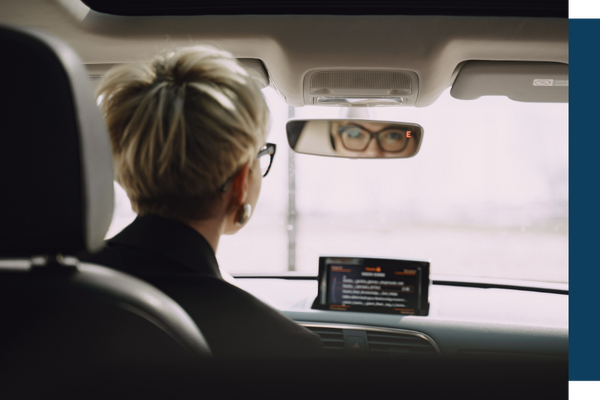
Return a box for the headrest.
[0,25,114,257]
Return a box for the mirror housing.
[286,119,424,159]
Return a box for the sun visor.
[451,61,568,103]
[237,59,269,88]
[85,58,269,89]
[85,63,119,90]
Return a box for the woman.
[85,46,323,358]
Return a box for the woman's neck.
[182,217,226,253]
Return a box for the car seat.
[0,24,211,393]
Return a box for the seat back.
[0,24,211,378]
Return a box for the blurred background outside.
[108,87,568,283]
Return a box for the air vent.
[305,327,345,353]
[366,331,438,357]
[303,324,440,357]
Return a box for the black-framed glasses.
[333,123,410,153]
[258,142,276,177]
[220,142,276,192]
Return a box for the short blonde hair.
[98,46,269,220]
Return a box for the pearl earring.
[236,203,252,226]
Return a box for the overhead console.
[303,70,420,106]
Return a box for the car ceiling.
[0,0,568,107]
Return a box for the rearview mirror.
[286,119,423,159]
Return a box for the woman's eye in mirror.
[382,130,404,141]
[377,130,408,152]
[340,126,365,139]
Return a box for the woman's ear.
[230,162,250,207]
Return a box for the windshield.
[108,87,568,283]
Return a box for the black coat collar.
[108,214,222,279]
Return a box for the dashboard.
[232,275,568,360]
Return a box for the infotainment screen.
[312,256,430,316]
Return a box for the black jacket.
[83,215,323,358]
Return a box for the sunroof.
[82,0,567,18]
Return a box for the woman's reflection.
[330,121,413,158]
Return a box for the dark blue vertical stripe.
[570,19,600,381]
